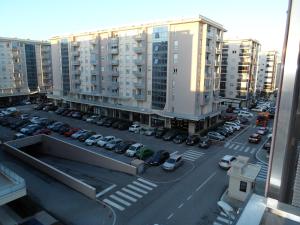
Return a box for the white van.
[238,111,253,118]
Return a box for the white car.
[219,155,237,169]
[238,111,253,118]
[128,124,141,133]
[224,122,241,131]
[30,116,40,123]
[162,154,183,171]
[85,134,103,146]
[86,115,99,123]
[125,143,143,157]
[97,136,115,147]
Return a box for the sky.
[0,0,288,52]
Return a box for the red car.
[64,127,80,137]
[33,128,52,135]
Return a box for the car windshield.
[166,158,176,163]
[221,159,229,163]
[128,146,137,151]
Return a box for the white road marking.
[238,146,245,152]
[182,155,196,161]
[184,151,204,157]
[216,216,231,223]
[167,213,174,220]
[116,191,137,202]
[137,178,158,187]
[196,172,217,191]
[110,194,131,206]
[187,195,192,200]
[96,184,116,197]
[178,203,184,209]
[234,145,240,150]
[170,151,178,156]
[132,181,153,190]
[213,222,223,225]
[244,146,250,153]
[250,148,256,154]
[224,142,230,147]
[103,199,125,211]
[127,184,148,194]
[122,188,142,198]
[228,144,235,149]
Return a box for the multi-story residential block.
[49,17,225,133]
[255,51,278,97]
[220,39,260,107]
[0,37,52,104]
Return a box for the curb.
[255,138,269,165]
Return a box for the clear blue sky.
[1,0,288,51]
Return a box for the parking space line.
[127,184,148,194]
[137,178,158,187]
[132,181,153,191]
[103,199,125,211]
[116,191,137,202]
[122,188,143,198]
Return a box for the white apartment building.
[49,17,225,133]
[255,51,278,96]
[220,39,260,107]
[0,37,52,103]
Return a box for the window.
[240,181,247,192]
[155,32,160,39]
[125,45,129,51]
[174,41,178,50]
[101,66,104,72]
[126,69,130,74]
[232,50,237,54]
[173,54,178,64]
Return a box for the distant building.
[0,37,52,104]
[255,51,278,97]
[48,17,226,133]
[220,39,260,107]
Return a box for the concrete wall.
[3,142,96,199]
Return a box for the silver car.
[162,154,183,171]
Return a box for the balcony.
[73,69,81,75]
[110,37,119,46]
[133,93,145,100]
[111,59,119,65]
[111,71,119,77]
[134,81,145,89]
[206,46,213,52]
[71,41,80,47]
[110,48,119,54]
[72,60,80,66]
[91,70,96,75]
[72,51,80,57]
[134,47,145,54]
[134,34,144,41]
[111,82,119,89]
[74,79,81,85]
[134,59,145,65]
[206,60,212,65]
[215,49,222,55]
[133,70,145,78]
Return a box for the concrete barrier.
[3,143,96,199]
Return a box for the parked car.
[62,110,71,116]
[147,150,170,166]
[72,111,82,119]
[20,114,29,120]
[207,131,225,141]
[221,126,234,135]
[71,130,87,139]
[162,154,183,171]
[33,128,52,135]
[55,107,67,114]
[14,133,27,139]
[263,136,272,153]
[136,147,154,160]
[58,125,71,135]
[125,143,144,157]
[112,120,122,129]
[224,122,241,131]
[118,121,131,130]
[52,123,69,132]
[128,124,141,133]
[103,118,116,127]
[219,155,237,170]
[78,131,96,142]
[256,127,269,135]
[64,127,80,137]
[34,104,45,110]
[186,135,200,146]
[238,111,253,118]
[215,128,230,137]
[237,116,249,124]
[163,130,180,141]
[96,117,108,126]
[198,136,212,148]
[105,138,123,150]
[114,140,135,154]
[85,134,103,146]
[20,124,42,135]
[173,133,188,144]
[86,115,99,123]
[144,127,156,136]
[97,136,116,147]
[248,133,262,143]
[155,127,168,138]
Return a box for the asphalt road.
[1,105,273,225]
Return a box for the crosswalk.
[182,150,205,161]
[224,142,257,155]
[102,178,158,211]
[213,211,236,225]
[256,161,269,180]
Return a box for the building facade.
[49,17,225,133]
[220,39,260,107]
[255,51,278,97]
[0,37,53,104]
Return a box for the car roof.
[132,143,143,147]
[169,154,182,160]
[222,155,235,160]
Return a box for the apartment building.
[220,39,260,107]
[0,37,52,104]
[255,51,278,97]
[49,17,225,133]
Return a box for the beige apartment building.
[255,51,278,97]
[49,17,225,133]
[220,39,260,107]
[0,37,52,104]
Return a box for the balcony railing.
[134,59,145,65]
[111,82,119,89]
[110,48,119,54]
[133,70,145,78]
[71,42,80,47]
[73,70,81,75]
[72,51,80,57]
[134,47,145,54]
[72,60,80,66]
[134,82,145,89]
[134,34,145,41]
[111,71,119,77]
[133,93,145,100]
[111,59,119,65]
